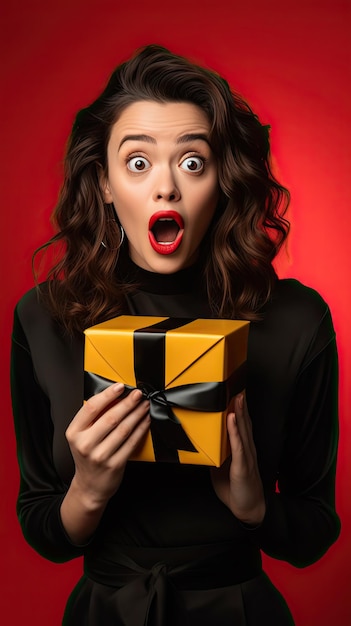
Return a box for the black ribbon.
[84,318,247,463]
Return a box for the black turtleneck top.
[11,262,340,569]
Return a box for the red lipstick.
[148,210,184,255]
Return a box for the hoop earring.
[101,220,125,250]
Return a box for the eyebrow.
[176,133,210,146]
[118,133,210,150]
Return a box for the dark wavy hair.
[34,44,289,333]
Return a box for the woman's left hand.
[211,393,266,526]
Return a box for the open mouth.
[148,210,184,255]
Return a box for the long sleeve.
[11,301,85,563]
[245,288,340,566]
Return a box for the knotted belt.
[84,541,262,626]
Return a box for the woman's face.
[102,100,219,273]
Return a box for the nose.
[152,167,181,202]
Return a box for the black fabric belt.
[84,541,262,626]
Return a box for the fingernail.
[238,394,244,409]
[112,383,124,393]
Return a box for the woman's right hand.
[61,383,150,543]
[66,383,150,505]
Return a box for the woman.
[11,45,340,625]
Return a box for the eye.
[179,156,205,172]
[127,156,151,172]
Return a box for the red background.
[1,1,350,624]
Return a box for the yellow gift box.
[84,316,249,467]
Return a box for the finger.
[233,393,256,457]
[90,402,151,465]
[110,411,151,466]
[226,411,244,458]
[88,389,147,443]
[71,383,128,430]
